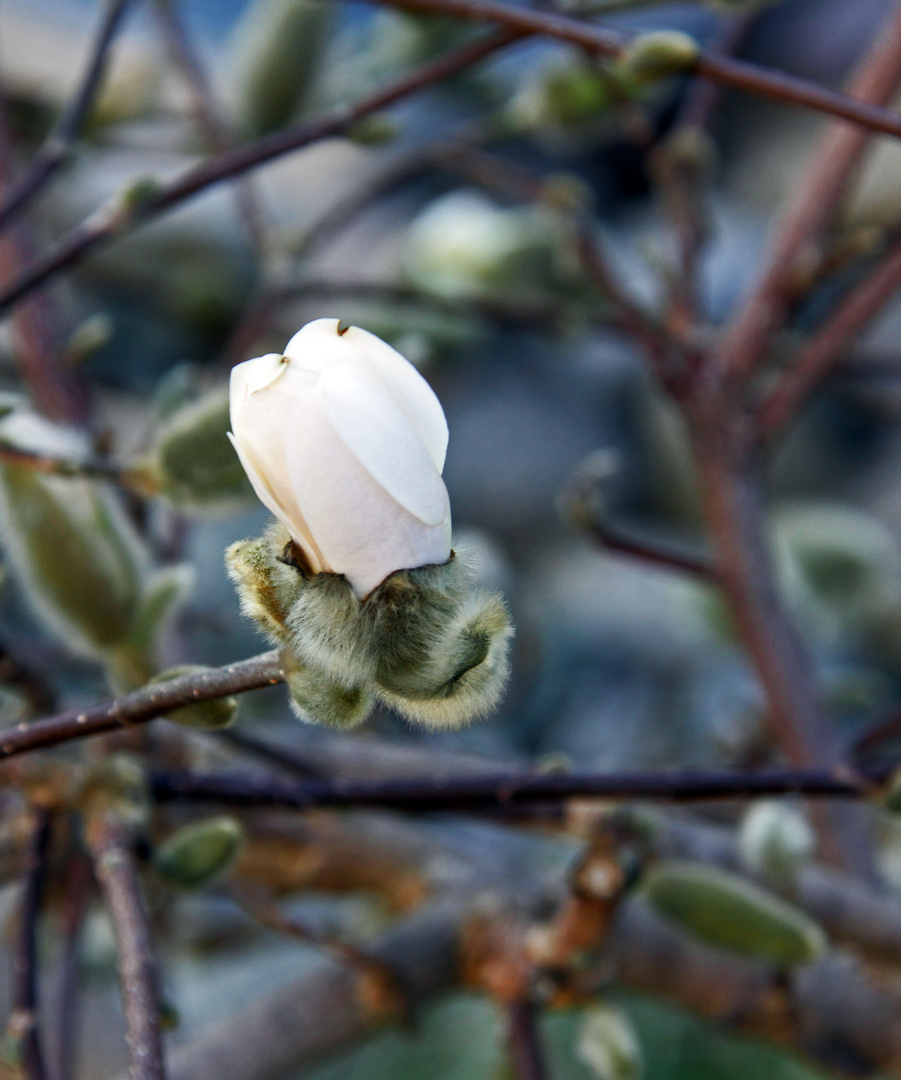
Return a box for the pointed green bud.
[149,665,238,730]
[643,862,826,966]
[577,1004,643,1080]
[134,387,253,510]
[229,0,330,138]
[114,177,162,225]
[738,801,815,884]
[153,816,245,890]
[0,417,147,661]
[344,114,400,145]
[65,313,114,367]
[620,31,699,84]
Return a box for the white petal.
[319,363,448,526]
[286,384,451,596]
[282,318,355,373]
[230,353,290,400]
[339,325,448,471]
[227,434,325,574]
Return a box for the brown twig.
[151,0,266,256]
[506,1000,549,1080]
[86,813,165,1080]
[52,850,93,1080]
[0,441,126,481]
[148,759,897,813]
[371,0,901,137]
[8,809,51,1080]
[0,651,282,760]
[716,0,901,389]
[0,29,522,317]
[758,232,901,437]
[0,0,134,233]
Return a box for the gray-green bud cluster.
[226,522,513,729]
[577,1004,643,1080]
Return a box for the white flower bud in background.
[404,190,562,302]
[229,317,451,599]
[227,320,513,729]
[738,800,815,885]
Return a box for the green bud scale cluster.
[226,522,513,729]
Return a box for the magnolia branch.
[716,0,901,389]
[9,809,51,1080]
[149,760,896,812]
[0,0,134,233]
[0,29,521,316]
[86,814,165,1080]
[0,651,282,759]
[374,0,901,137]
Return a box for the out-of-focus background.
[4,0,901,1077]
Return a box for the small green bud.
[115,177,162,222]
[656,126,719,178]
[153,816,245,890]
[577,1004,643,1080]
[229,0,331,137]
[643,861,826,966]
[738,801,815,884]
[65,313,114,367]
[150,665,238,730]
[136,387,252,510]
[620,31,699,84]
[344,113,400,145]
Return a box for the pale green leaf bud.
[577,1004,643,1080]
[153,816,245,891]
[620,31,699,84]
[135,387,253,510]
[228,0,330,138]
[0,416,146,661]
[65,313,114,367]
[149,665,239,730]
[643,861,826,966]
[738,801,815,885]
[344,113,400,146]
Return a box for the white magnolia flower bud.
[228,318,452,598]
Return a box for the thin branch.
[573,515,713,580]
[373,0,901,137]
[52,850,92,1080]
[850,701,901,759]
[86,813,165,1080]
[0,0,133,233]
[506,1000,549,1080]
[0,441,127,481]
[0,29,522,316]
[148,759,897,813]
[716,0,901,389]
[212,728,329,780]
[8,809,51,1080]
[151,0,266,255]
[0,651,282,760]
[758,232,901,437]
